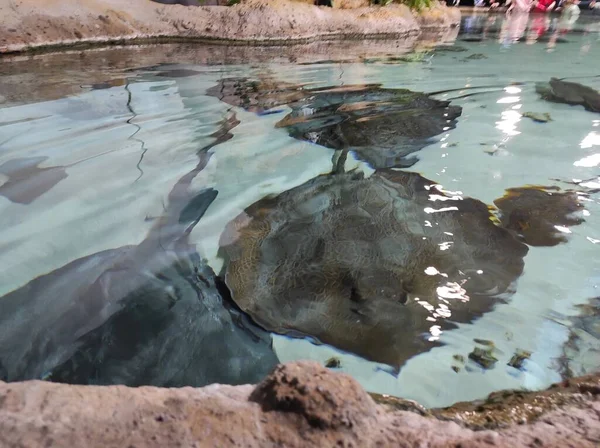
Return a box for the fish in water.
[536,77,600,113]
[493,185,585,247]
[275,85,462,169]
[0,157,67,205]
[0,112,278,387]
[219,170,528,369]
[0,187,277,387]
[207,79,462,170]
[46,247,278,387]
[555,296,600,379]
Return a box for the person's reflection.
[547,0,581,50]
[482,15,498,40]
[528,15,551,42]
[499,11,530,46]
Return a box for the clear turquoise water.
[1,12,599,406]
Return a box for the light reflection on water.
[0,12,599,407]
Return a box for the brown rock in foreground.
[1,361,599,447]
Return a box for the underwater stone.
[220,170,528,369]
[522,111,552,123]
[468,347,498,370]
[508,349,531,370]
[325,357,342,369]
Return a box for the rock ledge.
[1,361,599,447]
[0,0,460,54]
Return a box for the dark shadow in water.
[536,78,600,113]
[556,296,600,379]
[494,186,586,247]
[0,112,278,387]
[150,0,200,5]
[0,157,68,205]
[219,170,528,370]
[154,69,204,78]
[207,79,462,169]
[87,79,127,90]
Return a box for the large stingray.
[0,113,279,386]
[493,185,586,247]
[536,78,600,113]
[206,78,462,169]
[219,170,529,369]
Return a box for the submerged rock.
[468,346,498,370]
[507,349,531,371]
[535,78,600,113]
[207,79,462,169]
[493,185,585,247]
[463,53,488,60]
[220,170,528,368]
[522,111,552,123]
[325,357,342,369]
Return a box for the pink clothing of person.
[510,0,534,12]
[533,0,556,11]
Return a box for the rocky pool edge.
[0,0,460,55]
[1,361,598,447]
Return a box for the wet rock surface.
[220,170,528,368]
[1,361,599,448]
[432,372,600,431]
[249,362,376,429]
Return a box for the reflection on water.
[0,12,599,406]
[0,157,67,204]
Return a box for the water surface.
[1,12,600,407]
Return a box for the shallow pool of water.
[1,12,599,407]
